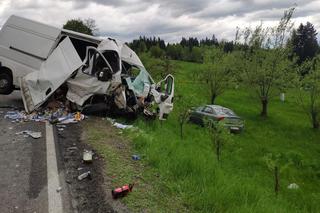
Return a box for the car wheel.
[0,72,13,94]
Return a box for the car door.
[157,74,174,120]
[20,37,83,113]
[199,106,216,124]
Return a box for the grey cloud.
[196,0,316,19]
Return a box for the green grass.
[87,60,320,212]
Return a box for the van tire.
[0,72,13,94]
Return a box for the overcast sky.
[0,0,319,43]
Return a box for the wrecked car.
[0,15,174,119]
[189,105,244,132]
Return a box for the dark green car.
[189,105,244,132]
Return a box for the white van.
[0,15,174,119]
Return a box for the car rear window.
[213,107,235,116]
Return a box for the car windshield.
[213,106,235,116]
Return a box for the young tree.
[202,48,235,104]
[264,152,302,196]
[63,18,98,36]
[207,121,230,162]
[236,8,296,117]
[299,57,320,129]
[175,95,191,140]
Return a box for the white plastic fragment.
[83,150,93,163]
[16,130,42,139]
[287,183,299,189]
[113,122,133,129]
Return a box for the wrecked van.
[0,15,174,119]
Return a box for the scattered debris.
[83,150,93,163]
[132,155,141,161]
[287,183,299,189]
[113,122,133,129]
[4,109,85,124]
[56,187,62,193]
[56,124,67,128]
[16,130,42,139]
[78,171,91,181]
[112,184,134,199]
[67,146,78,151]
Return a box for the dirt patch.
[56,122,122,213]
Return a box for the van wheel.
[0,72,13,94]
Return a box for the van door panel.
[21,37,82,113]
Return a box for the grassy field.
[88,60,320,212]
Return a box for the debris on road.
[4,108,85,124]
[16,130,42,139]
[56,187,62,193]
[132,155,141,161]
[78,171,92,181]
[83,150,93,163]
[67,146,78,151]
[112,184,134,199]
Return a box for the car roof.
[205,105,236,116]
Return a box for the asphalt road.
[0,91,67,213]
[0,91,116,213]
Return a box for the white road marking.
[46,122,63,213]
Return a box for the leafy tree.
[289,22,319,71]
[166,44,183,60]
[299,57,320,129]
[150,45,165,58]
[190,47,203,63]
[202,48,235,104]
[236,8,296,117]
[63,18,98,36]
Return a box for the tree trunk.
[261,99,268,117]
[274,166,279,196]
[211,94,216,104]
[216,140,221,161]
[311,112,319,129]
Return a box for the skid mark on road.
[46,122,63,213]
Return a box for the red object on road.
[112,184,134,199]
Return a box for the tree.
[290,22,319,70]
[207,121,230,162]
[299,57,320,129]
[63,18,98,36]
[150,45,165,58]
[236,8,296,117]
[264,152,302,196]
[202,48,235,104]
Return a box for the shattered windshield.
[126,69,153,97]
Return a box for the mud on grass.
[83,118,186,213]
